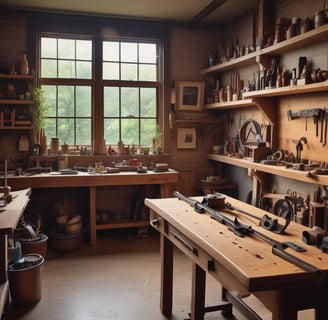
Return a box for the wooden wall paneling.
[277,93,328,162]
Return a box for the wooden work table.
[0,188,31,316]
[145,195,328,320]
[6,170,178,246]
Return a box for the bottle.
[20,54,29,75]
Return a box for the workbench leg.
[160,234,173,317]
[160,183,171,198]
[191,263,205,320]
[89,186,97,246]
[0,234,8,283]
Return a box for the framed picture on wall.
[177,127,197,149]
[176,81,204,112]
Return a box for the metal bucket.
[8,254,44,305]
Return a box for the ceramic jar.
[20,54,29,75]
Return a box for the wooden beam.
[190,0,228,24]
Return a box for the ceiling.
[1,0,258,25]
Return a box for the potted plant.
[31,87,49,145]
[17,216,48,258]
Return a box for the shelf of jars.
[208,153,328,186]
[201,24,328,75]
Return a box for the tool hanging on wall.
[287,108,328,146]
[292,136,307,163]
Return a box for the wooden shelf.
[204,98,275,126]
[0,74,34,80]
[243,80,328,99]
[96,219,148,230]
[174,119,221,124]
[0,126,32,130]
[201,25,328,75]
[208,154,328,185]
[204,99,255,110]
[0,99,34,105]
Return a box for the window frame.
[36,31,164,154]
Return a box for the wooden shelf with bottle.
[208,153,328,186]
[201,24,328,75]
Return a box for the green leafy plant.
[31,87,49,141]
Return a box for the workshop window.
[38,35,160,150]
[39,36,93,146]
[102,40,159,147]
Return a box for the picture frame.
[177,127,197,149]
[176,81,204,112]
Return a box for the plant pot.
[20,233,48,257]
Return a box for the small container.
[315,11,325,28]
[50,137,59,154]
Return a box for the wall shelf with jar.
[201,24,328,126]
[0,74,34,130]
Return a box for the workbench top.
[5,169,178,190]
[145,195,328,293]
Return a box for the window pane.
[76,40,92,60]
[103,62,119,80]
[141,118,156,146]
[104,118,119,145]
[41,59,57,78]
[140,88,156,117]
[121,42,137,62]
[121,118,138,145]
[121,63,137,81]
[41,38,57,59]
[139,64,156,81]
[121,87,138,117]
[42,85,57,117]
[103,41,119,61]
[58,60,75,78]
[44,118,56,141]
[104,87,119,117]
[76,61,92,79]
[58,39,75,59]
[58,118,74,144]
[139,43,156,63]
[76,118,91,145]
[58,86,74,117]
[76,86,91,117]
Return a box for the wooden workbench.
[0,188,31,316]
[7,170,178,245]
[145,195,328,320]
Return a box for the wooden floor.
[6,229,314,320]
